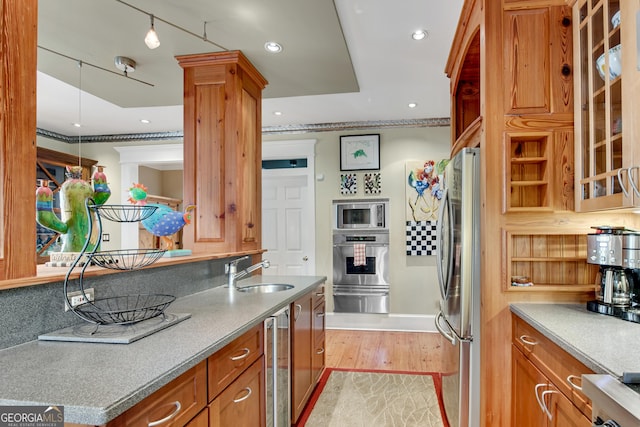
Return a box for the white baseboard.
[325,312,437,333]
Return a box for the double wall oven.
[332,199,390,314]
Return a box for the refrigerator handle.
[435,188,450,299]
[435,310,473,344]
[435,311,457,345]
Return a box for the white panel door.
[262,173,312,275]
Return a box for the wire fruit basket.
[63,199,174,326]
[73,294,176,325]
[88,204,158,222]
[89,249,166,270]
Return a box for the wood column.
[176,51,267,254]
[0,0,38,279]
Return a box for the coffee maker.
[587,226,640,323]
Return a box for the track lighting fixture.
[144,14,160,49]
[115,0,228,51]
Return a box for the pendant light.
[144,14,160,49]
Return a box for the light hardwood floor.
[324,329,446,373]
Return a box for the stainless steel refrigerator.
[434,147,480,427]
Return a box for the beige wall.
[264,126,451,315]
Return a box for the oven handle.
[332,243,389,248]
[333,291,389,297]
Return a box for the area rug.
[297,368,448,427]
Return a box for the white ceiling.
[36,0,463,137]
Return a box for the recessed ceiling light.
[408,102,418,108]
[72,123,81,128]
[411,30,428,41]
[140,119,151,124]
[273,111,282,116]
[264,41,283,53]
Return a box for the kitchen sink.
[237,283,294,293]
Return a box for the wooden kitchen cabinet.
[446,1,481,155]
[512,347,591,427]
[106,324,265,427]
[208,356,265,427]
[291,283,326,423]
[106,363,207,427]
[208,324,265,427]
[207,324,263,401]
[448,1,574,212]
[574,0,640,211]
[176,51,267,254]
[511,314,593,425]
[184,408,208,427]
[512,346,551,427]
[502,5,575,212]
[311,284,326,384]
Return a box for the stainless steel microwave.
[333,198,389,229]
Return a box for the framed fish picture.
[340,134,380,171]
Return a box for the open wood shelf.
[504,232,598,292]
[505,133,552,211]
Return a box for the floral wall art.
[405,159,449,256]
[340,173,358,195]
[363,172,382,194]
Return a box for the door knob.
[303,256,308,261]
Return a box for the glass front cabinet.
[574,0,640,211]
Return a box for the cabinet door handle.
[230,348,250,361]
[519,335,538,346]
[629,166,640,198]
[316,348,325,355]
[566,374,583,391]
[540,389,559,420]
[618,168,631,198]
[148,401,182,427]
[233,387,252,403]
[316,312,325,318]
[294,304,302,321]
[534,383,546,414]
[315,292,324,297]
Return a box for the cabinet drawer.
[208,324,264,401]
[512,315,593,419]
[108,363,207,427]
[208,356,265,427]
[312,283,325,307]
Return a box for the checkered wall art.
[405,159,448,256]
[406,220,438,256]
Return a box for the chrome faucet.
[225,256,270,289]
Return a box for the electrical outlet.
[65,288,95,311]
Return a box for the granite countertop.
[0,275,325,425]
[510,303,640,380]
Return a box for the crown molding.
[36,117,450,143]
